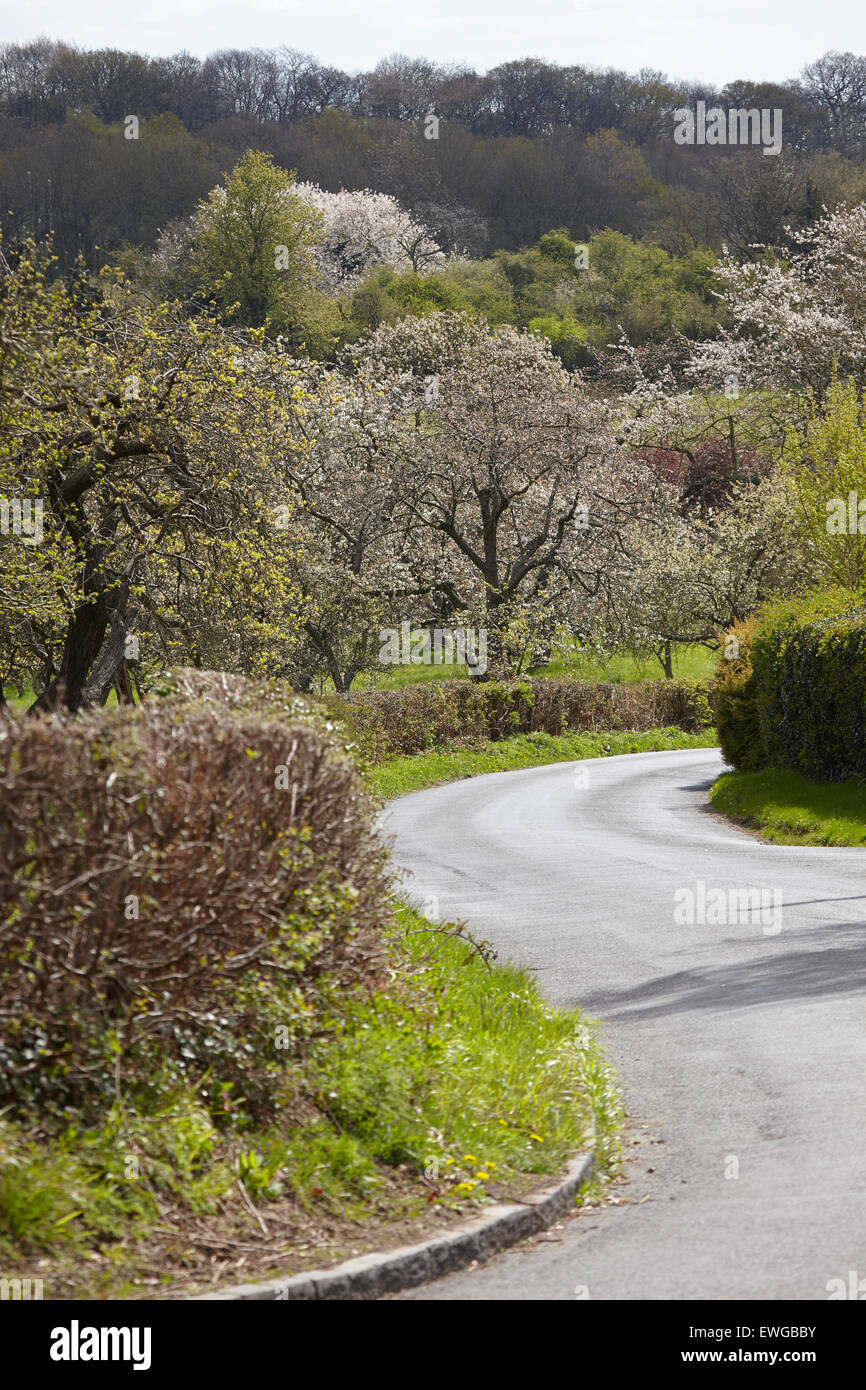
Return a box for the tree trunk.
[28,595,112,713]
[28,577,132,714]
[113,660,136,704]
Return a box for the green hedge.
[713,616,764,771]
[717,589,866,781]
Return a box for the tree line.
[3,41,866,271]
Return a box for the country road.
[381,748,866,1301]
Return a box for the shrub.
[528,677,712,737]
[713,616,763,771]
[329,679,535,759]
[331,676,713,760]
[0,670,388,1119]
[750,589,866,781]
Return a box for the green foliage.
[527,313,590,370]
[304,903,622,1189]
[188,150,331,349]
[537,228,580,268]
[0,238,309,708]
[0,902,622,1290]
[718,588,866,779]
[0,1089,223,1257]
[338,228,724,363]
[713,616,763,771]
[784,377,866,590]
[569,229,722,347]
[750,587,866,781]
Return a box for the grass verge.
[368,726,719,800]
[0,905,620,1300]
[709,768,866,846]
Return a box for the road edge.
[193,1149,595,1301]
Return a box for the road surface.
[381,748,866,1300]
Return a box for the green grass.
[368,726,719,800]
[351,640,715,691]
[5,642,715,706]
[0,904,621,1297]
[308,904,621,1191]
[2,684,124,714]
[1,682,718,1295]
[709,768,866,846]
[530,643,714,684]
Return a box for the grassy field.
[0,904,620,1299]
[2,685,123,714]
[710,768,866,846]
[354,640,716,691]
[4,642,715,708]
[368,726,719,800]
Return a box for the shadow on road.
[577,920,866,1021]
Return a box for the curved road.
[381,748,866,1300]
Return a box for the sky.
[3,0,866,85]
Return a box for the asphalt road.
[381,748,866,1300]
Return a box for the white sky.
[3,0,866,86]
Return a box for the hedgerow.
[713,616,763,771]
[750,589,866,781]
[716,589,866,779]
[0,670,388,1120]
[329,675,713,760]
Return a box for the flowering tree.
[281,366,426,690]
[692,203,866,401]
[293,183,446,293]
[355,312,642,674]
[154,158,446,340]
[606,204,866,659]
[600,473,805,673]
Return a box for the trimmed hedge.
[713,616,763,772]
[328,676,713,760]
[717,589,866,781]
[752,590,866,781]
[0,670,388,1118]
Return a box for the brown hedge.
[0,671,387,1115]
[330,676,713,760]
